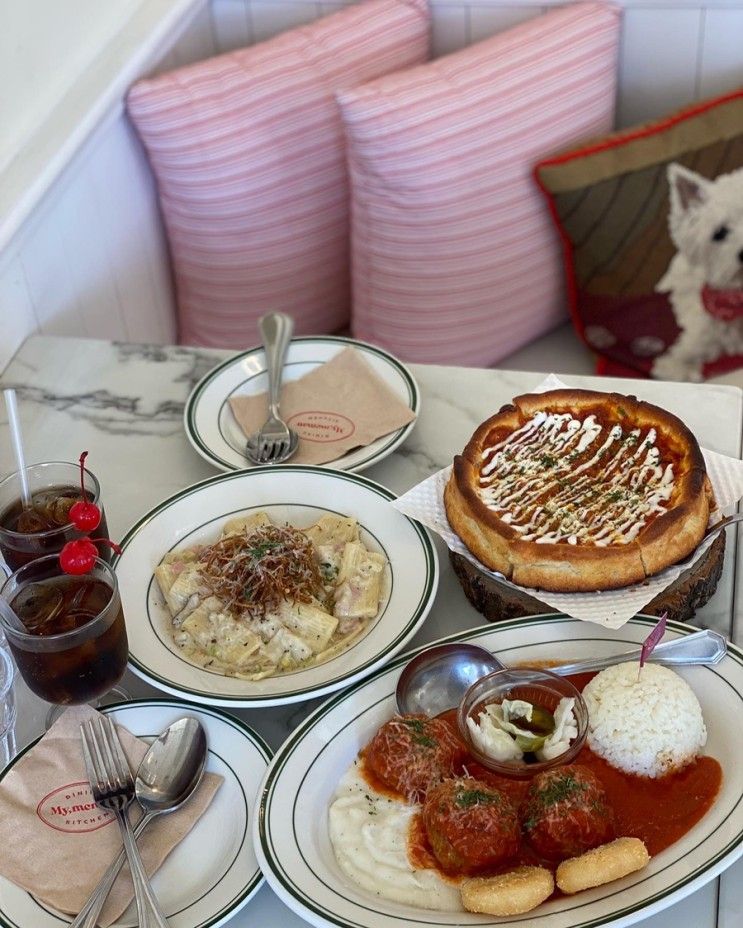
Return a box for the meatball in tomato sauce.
[364,714,465,801]
[521,765,614,861]
[423,777,520,874]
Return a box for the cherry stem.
[78,451,89,500]
[90,537,123,556]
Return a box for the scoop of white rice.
[583,662,707,778]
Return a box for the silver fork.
[81,717,171,928]
[705,511,743,540]
[245,312,299,465]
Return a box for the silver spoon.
[396,628,727,717]
[71,716,207,928]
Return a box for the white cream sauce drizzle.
[478,412,675,545]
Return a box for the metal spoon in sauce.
[71,716,208,928]
[395,628,727,717]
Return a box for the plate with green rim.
[113,466,438,707]
[254,613,743,928]
[183,336,420,473]
[0,699,271,928]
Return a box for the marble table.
[1,334,742,928]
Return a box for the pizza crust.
[444,390,713,593]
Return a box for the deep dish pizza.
[444,390,714,592]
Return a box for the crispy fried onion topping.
[198,525,323,617]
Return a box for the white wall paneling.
[84,118,177,346]
[3,0,743,373]
[468,4,545,43]
[210,0,254,50]
[698,8,743,99]
[617,8,702,127]
[431,5,469,57]
[0,119,175,369]
[0,1,210,372]
[170,3,219,63]
[1,109,179,367]
[249,1,322,42]
[0,252,39,368]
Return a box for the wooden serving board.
[450,533,726,625]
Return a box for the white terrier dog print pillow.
[653,164,743,381]
[535,91,743,382]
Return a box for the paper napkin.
[229,347,416,465]
[0,705,222,926]
[392,375,743,629]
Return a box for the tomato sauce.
[408,811,441,873]
[563,670,722,856]
[358,753,405,802]
[576,746,722,855]
[360,671,722,880]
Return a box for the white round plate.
[255,614,743,928]
[184,336,420,473]
[0,699,270,928]
[113,467,438,707]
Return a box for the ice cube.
[15,508,54,533]
[49,496,75,526]
[13,583,64,633]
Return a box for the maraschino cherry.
[59,537,122,575]
[68,451,101,532]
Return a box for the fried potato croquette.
[461,866,554,916]
[556,837,650,894]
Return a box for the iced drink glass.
[0,555,127,707]
[0,462,109,572]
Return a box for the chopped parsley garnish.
[523,773,587,830]
[413,735,437,748]
[539,454,557,468]
[400,718,437,749]
[401,718,426,734]
[247,540,282,560]
[319,560,339,581]
[455,788,499,808]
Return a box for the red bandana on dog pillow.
[535,89,743,382]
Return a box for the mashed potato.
[328,763,461,911]
[583,662,706,778]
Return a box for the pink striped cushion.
[126,0,430,348]
[337,2,620,366]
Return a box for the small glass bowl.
[457,668,588,779]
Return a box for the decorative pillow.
[127,0,430,348]
[536,88,743,382]
[336,2,620,367]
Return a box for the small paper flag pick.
[639,612,669,671]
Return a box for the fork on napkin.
[0,705,221,927]
[229,347,416,465]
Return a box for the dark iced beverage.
[0,556,127,706]
[0,463,108,571]
[1,486,81,533]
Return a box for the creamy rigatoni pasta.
[153,512,385,679]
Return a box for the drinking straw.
[3,390,30,508]
[0,596,22,635]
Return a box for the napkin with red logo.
[0,705,222,926]
[229,346,416,465]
